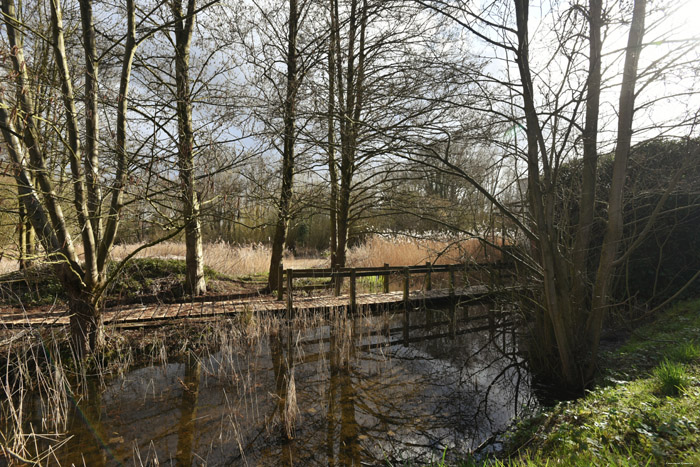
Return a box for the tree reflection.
[269,322,297,464]
[175,353,201,466]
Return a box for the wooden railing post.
[403,267,410,307]
[334,267,341,296]
[403,267,410,346]
[277,263,284,301]
[425,262,432,291]
[286,269,293,319]
[349,269,357,314]
[383,263,390,293]
[449,265,456,338]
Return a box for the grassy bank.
[494,298,700,466]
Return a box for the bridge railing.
[276,260,513,315]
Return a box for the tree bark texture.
[328,10,339,269]
[587,0,646,373]
[571,0,602,317]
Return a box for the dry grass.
[1,234,502,279]
[110,241,327,277]
[0,258,17,275]
[347,234,501,268]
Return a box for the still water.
[38,304,535,466]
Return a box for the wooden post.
[286,269,293,319]
[334,267,341,296]
[277,263,284,301]
[425,262,432,291]
[403,267,410,346]
[349,269,356,314]
[383,263,390,293]
[449,265,456,338]
[403,267,410,308]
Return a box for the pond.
[15,303,535,466]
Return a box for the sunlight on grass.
[497,299,700,466]
[653,360,690,396]
[667,342,700,364]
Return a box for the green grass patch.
[0,263,64,305]
[653,360,690,396]
[105,257,223,299]
[496,298,700,466]
[667,342,700,364]
[358,275,385,293]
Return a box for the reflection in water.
[175,354,201,466]
[23,304,535,465]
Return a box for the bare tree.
[0,0,185,355]
[267,0,303,291]
[171,0,207,295]
[411,0,699,389]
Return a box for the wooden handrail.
[276,260,513,312]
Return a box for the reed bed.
[110,241,326,277]
[346,234,501,268]
[0,234,501,280]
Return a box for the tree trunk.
[79,0,103,255]
[18,181,35,270]
[68,290,104,359]
[268,0,300,291]
[571,0,602,319]
[99,0,136,272]
[512,0,647,389]
[514,0,578,386]
[328,15,339,269]
[1,0,140,356]
[331,0,366,268]
[587,0,646,374]
[173,0,206,295]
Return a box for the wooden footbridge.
[0,262,520,330]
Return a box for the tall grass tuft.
[653,359,689,396]
[2,233,502,283]
[667,341,700,364]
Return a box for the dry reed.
[346,234,498,267]
[110,241,326,277]
[0,234,501,281]
[0,258,16,275]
